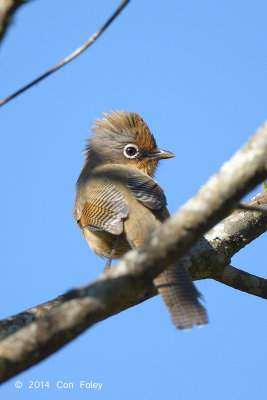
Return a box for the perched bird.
[74,111,208,329]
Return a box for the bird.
[74,110,208,329]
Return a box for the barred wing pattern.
[79,181,129,235]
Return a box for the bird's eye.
[124,144,139,159]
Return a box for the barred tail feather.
[153,263,208,329]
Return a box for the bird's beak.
[149,149,175,160]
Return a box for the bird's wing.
[127,172,167,210]
[77,181,129,235]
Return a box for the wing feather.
[127,172,166,210]
[79,182,129,235]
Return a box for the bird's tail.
[153,262,208,329]
[124,206,208,329]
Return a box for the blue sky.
[0,0,266,399]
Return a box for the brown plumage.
[74,110,208,329]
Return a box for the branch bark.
[0,0,31,43]
[0,121,266,383]
[214,265,267,298]
[1,188,266,342]
[185,188,267,282]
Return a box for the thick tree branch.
[0,0,130,106]
[1,189,266,343]
[0,0,31,43]
[0,121,266,383]
[0,296,66,341]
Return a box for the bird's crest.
[88,110,157,153]
[77,111,160,186]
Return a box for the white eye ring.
[123,144,139,159]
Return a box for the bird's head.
[81,110,174,178]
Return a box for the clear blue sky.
[1,0,266,399]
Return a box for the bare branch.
[0,0,130,107]
[0,190,267,340]
[213,265,267,298]
[1,185,266,342]
[0,121,266,383]
[186,188,267,282]
[1,190,266,343]
[238,201,267,213]
[0,0,31,43]
[0,296,66,341]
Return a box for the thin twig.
[0,0,130,107]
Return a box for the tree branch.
[1,189,266,342]
[214,265,267,298]
[0,0,31,43]
[185,188,267,282]
[0,0,130,106]
[238,201,267,213]
[0,121,266,383]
